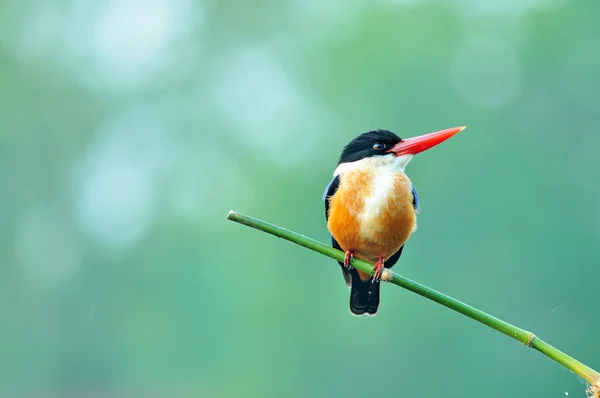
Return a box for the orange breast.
[327,169,416,265]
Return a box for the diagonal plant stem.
[226,210,600,392]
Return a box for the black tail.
[349,270,380,316]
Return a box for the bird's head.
[335,126,466,175]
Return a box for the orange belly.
[327,169,416,264]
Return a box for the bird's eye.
[373,143,386,151]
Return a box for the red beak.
[387,126,466,157]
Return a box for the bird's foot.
[371,257,385,283]
[343,251,354,270]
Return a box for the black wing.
[323,175,352,286]
[412,184,420,214]
[323,175,340,219]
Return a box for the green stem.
[226,210,600,386]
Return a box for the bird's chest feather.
[327,168,417,261]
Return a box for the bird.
[323,126,466,316]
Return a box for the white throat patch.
[333,154,413,176]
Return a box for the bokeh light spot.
[209,46,321,165]
[73,108,169,249]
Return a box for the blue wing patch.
[322,178,335,202]
[323,175,340,203]
[323,175,340,220]
[412,185,420,214]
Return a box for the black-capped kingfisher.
[323,126,466,316]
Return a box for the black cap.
[338,130,402,165]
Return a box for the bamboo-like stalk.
[226,210,600,393]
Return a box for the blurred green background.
[1,0,599,397]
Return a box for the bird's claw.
[371,258,385,284]
[343,251,354,270]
